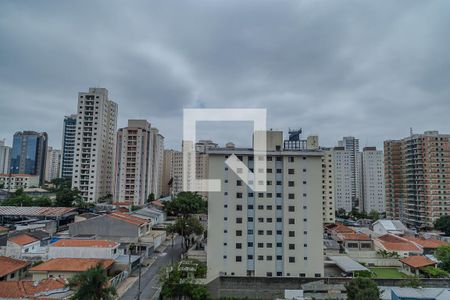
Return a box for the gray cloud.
[1,0,449,150]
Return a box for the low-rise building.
[0,174,40,189]
[48,239,120,260]
[0,256,28,281]
[130,207,166,225]
[29,258,115,281]
[374,234,422,257]
[6,234,41,258]
[0,278,70,299]
[399,255,437,276]
[402,236,449,255]
[372,219,408,236]
[339,232,374,252]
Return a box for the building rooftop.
[8,233,39,246]
[373,219,407,233]
[0,225,8,232]
[377,234,421,252]
[29,258,114,272]
[0,206,77,217]
[0,278,68,299]
[341,232,371,241]
[403,236,448,249]
[400,255,436,268]
[109,212,148,226]
[328,255,369,273]
[0,256,28,278]
[51,239,119,248]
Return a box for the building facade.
[114,120,153,205]
[151,128,164,198]
[0,174,40,189]
[0,140,11,174]
[332,147,353,212]
[321,148,335,223]
[45,147,61,182]
[207,131,324,279]
[162,149,174,197]
[384,131,450,229]
[61,114,77,179]
[72,88,118,202]
[337,137,362,210]
[9,131,48,186]
[361,147,385,213]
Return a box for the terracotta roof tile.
[341,232,371,241]
[403,236,449,249]
[0,278,67,298]
[0,226,8,232]
[400,256,436,268]
[51,239,118,248]
[109,212,148,225]
[29,258,114,272]
[8,233,39,246]
[377,234,421,252]
[0,256,28,278]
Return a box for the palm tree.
[68,263,116,300]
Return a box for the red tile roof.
[0,256,28,278]
[0,226,8,232]
[109,212,147,225]
[403,236,448,249]
[151,200,164,208]
[9,233,39,246]
[30,258,114,272]
[0,206,77,217]
[341,232,371,241]
[328,223,354,234]
[377,234,421,252]
[51,239,118,248]
[400,256,436,268]
[0,278,67,298]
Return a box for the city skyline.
[1,1,450,149]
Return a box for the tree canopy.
[434,215,450,236]
[164,192,207,217]
[0,189,52,207]
[436,245,450,272]
[68,263,116,300]
[167,216,204,250]
[345,277,380,300]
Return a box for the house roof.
[0,206,77,217]
[341,232,371,241]
[403,236,448,249]
[0,225,8,232]
[327,223,355,234]
[328,255,369,273]
[373,219,407,232]
[27,230,51,241]
[0,278,67,298]
[29,258,114,272]
[0,256,28,278]
[8,233,39,246]
[377,234,421,252]
[51,239,119,248]
[400,256,436,268]
[109,212,148,225]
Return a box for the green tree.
[1,188,34,206]
[400,276,422,288]
[68,263,116,300]
[345,277,380,300]
[55,186,84,207]
[434,215,450,236]
[436,245,450,272]
[167,216,204,250]
[368,210,380,221]
[33,196,53,207]
[421,266,450,278]
[164,192,207,217]
[336,208,347,218]
[147,193,155,203]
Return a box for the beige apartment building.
[385,131,450,229]
[72,88,118,202]
[207,131,324,279]
[321,148,335,223]
[45,147,61,182]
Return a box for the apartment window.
[288,206,295,212]
[236,217,242,223]
[237,180,242,186]
[276,169,282,173]
[276,205,282,210]
[236,256,242,262]
[236,243,242,249]
[248,192,254,197]
[266,230,273,235]
[266,256,273,261]
[288,218,295,224]
[276,181,282,185]
[266,218,273,223]
[288,181,295,187]
[276,156,282,161]
[248,255,253,260]
[299,273,306,277]
[304,244,308,248]
[289,244,295,250]
[266,272,273,277]
[258,192,264,198]
[288,156,295,162]
[248,217,254,222]
[248,230,254,235]
[248,242,253,247]
[277,230,282,235]
[303,218,307,222]
[258,230,264,235]
[258,217,264,222]
[236,205,242,211]
[288,194,295,199]
[223,255,227,259]
[224,217,228,221]
[248,204,253,209]
[289,257,295,263]
[277,272,282,277]
[276,242,282,247]
[303,181,307,184]
[315,274,321,278]
[236,230,242,236]
[267,168,272,173]
[258,255,264,260]
[289,231,295,237]
[267,156,273,161]
[277,255,282,261]
[258,205,264,209]
[276,193,282,197]
[236,193,242,199]
[304,257,308,261]
[288,169,295,174]
[276,217,282,222]
[266,205,273,210]
[266,243,273,248]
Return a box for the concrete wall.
[69,216,139,242]
[48,246,119,259]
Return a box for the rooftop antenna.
[410,127,414,137]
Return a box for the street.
[120,236,183,300]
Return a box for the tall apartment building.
[10,131,48,186]
[114,120,154,205]
[61,114,77,179]
[321,148,335,223]
[385,131,450,229]
[45,147,62,182]
[150,128,164,198]
[332,146,353,212]
[72,88,118,202]
[172,150,183,195]
[0,139,11,174]
[162,149,175,197]
[207,131,324,279]
[337,137,362,210]
[361,147,385,213]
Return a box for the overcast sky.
[1,0,449,150]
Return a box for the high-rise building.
[361,147,385,213]
[45,147,62,182]
[172,150,183,195]
[10,131,48,185]
[61,114,77,179]
[321,148,335,223]
[385,131,450,229]
[207,131,324,279]
[0,139,11,174]
[162,149,174,196]
[72,88,118,202]
[332,146,353,212]
[114,120,153,205]
[150,128,164,198]
[337,137,362,210]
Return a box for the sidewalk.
[115,256,158,298]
